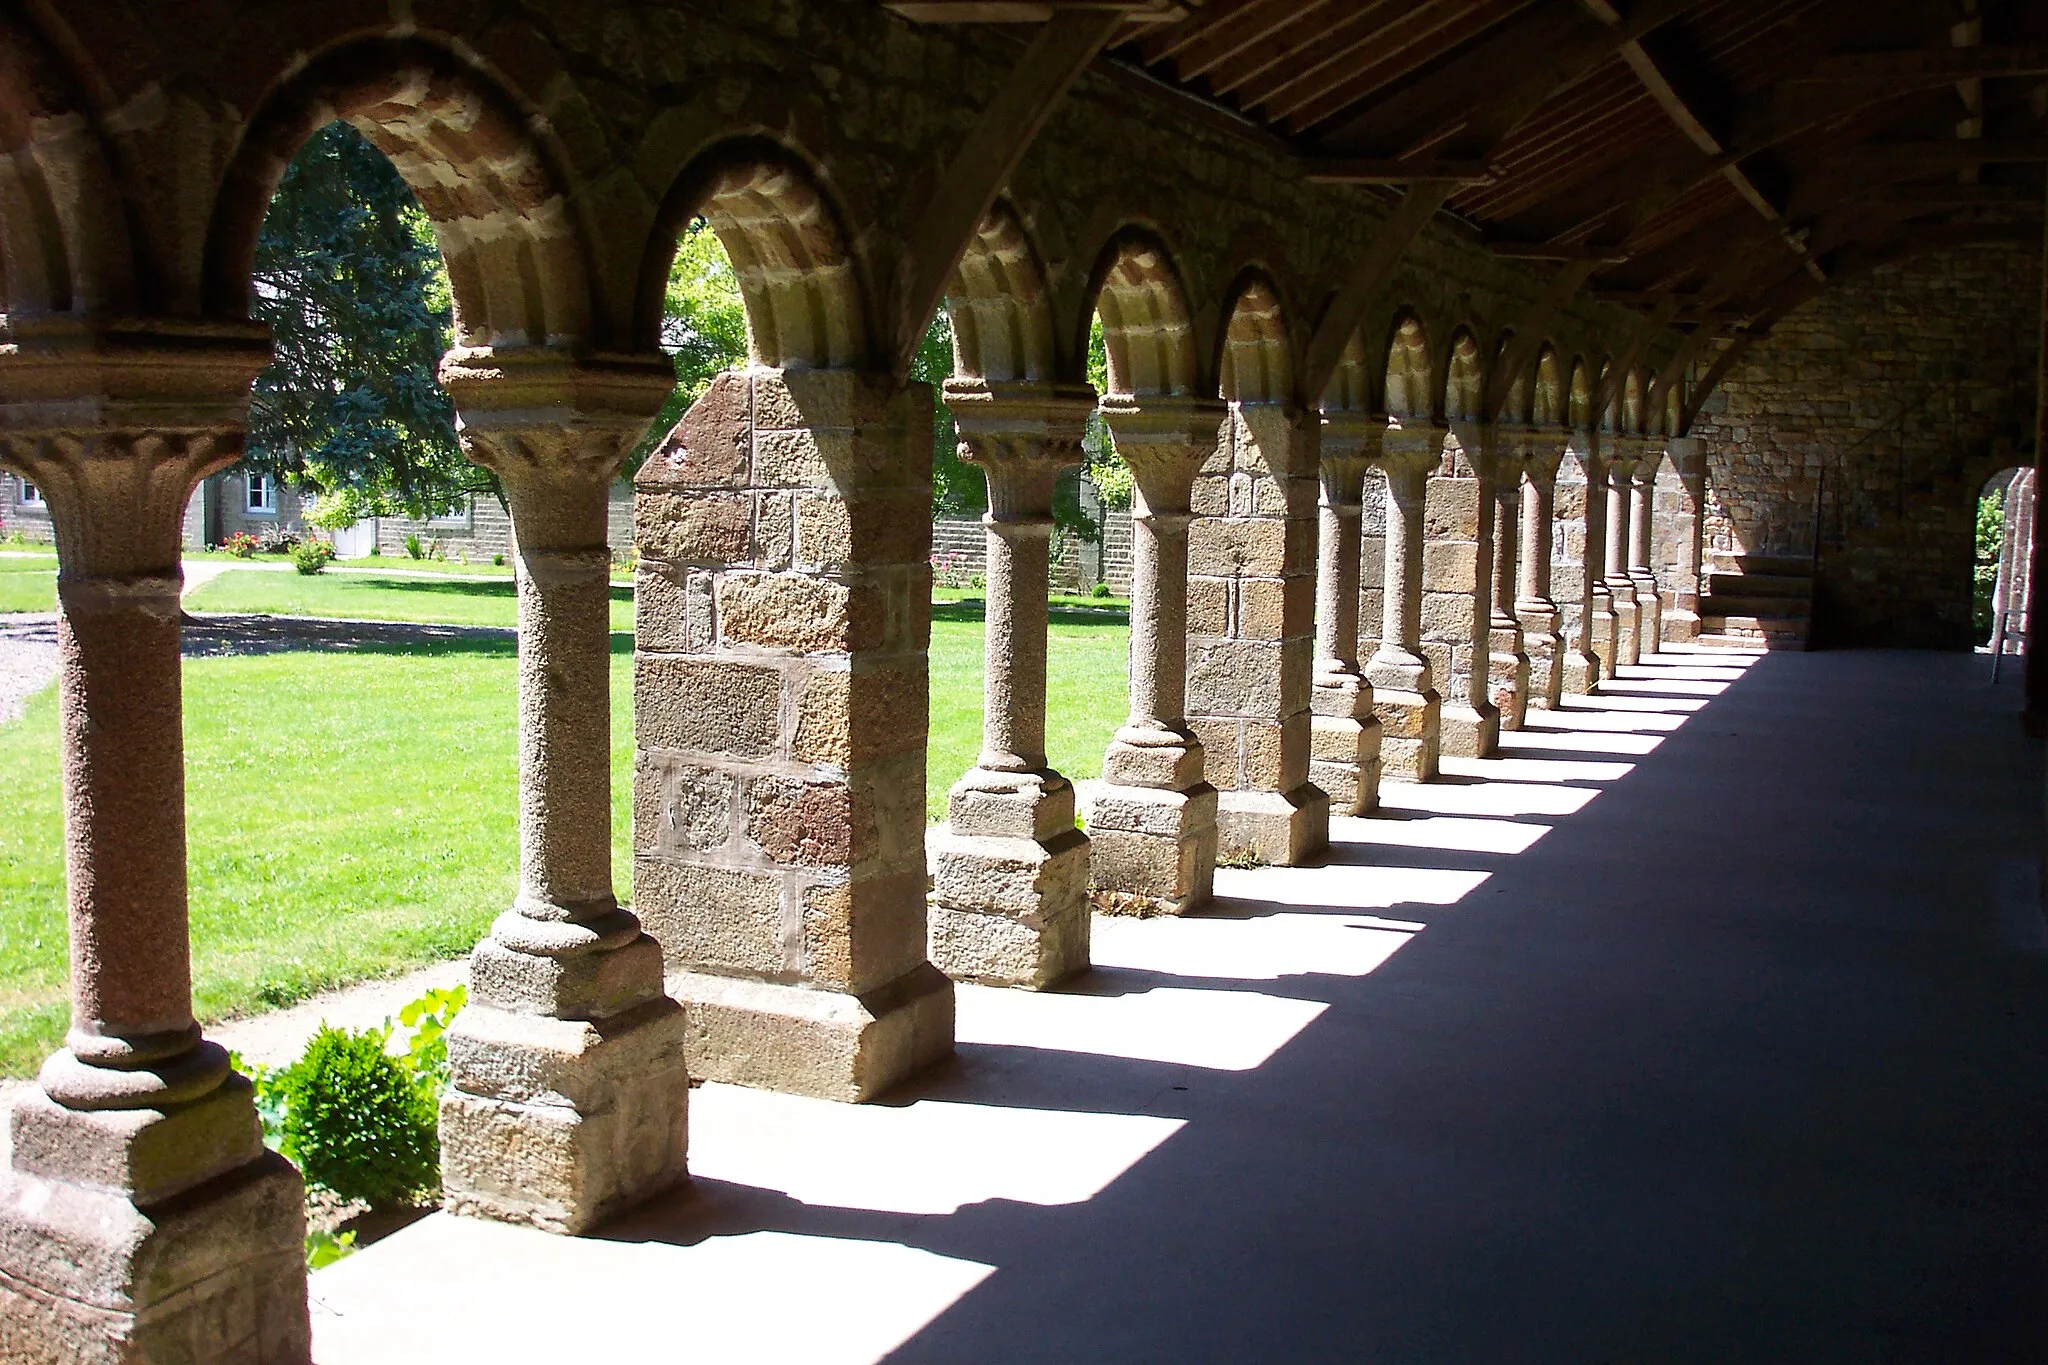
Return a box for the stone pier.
[1311,411,1385,814]
[1426,428,1501,757]
[633,368,953,1103]
[437,350,692,1232]
[1089,395,1222,916]
[1187,402,1330,865]
[1658,437,1706,644]
[1486,433,1532,731]
[926,381,1095,988]
[1367,426,1444,782]
[1627,440,1664,657]
[1603,450,1642,668]
[0,325,311,1364]
[1556,441,1611,692]
[1515,434,1567,711]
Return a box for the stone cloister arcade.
[2,1,2045,1359]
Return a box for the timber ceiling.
[902,1,2048,340]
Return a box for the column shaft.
[1488,455,1530,731]
[1517,453,1566,711]
[1367,443,1441,781]
[1628,460,1664,656]
[1604,463,1640,667]
[1311,425,1382,816]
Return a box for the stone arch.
[1623,369,1647,435]
[1383,311,1431,421]
[1320,331,1371,412]
[1442,329,1485,425]
[1219,272,1292,405]
[0,13,136,316]
[1533,348,1565,428]
[206,38,595,349]
[1568,357,1594,431]
[644,138,868,371]
[1086,228,1198,398]
[943,201,1054,384]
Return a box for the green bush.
[1091,581,1112,599]
[290,540,335,575]
[277,1024,439,1208]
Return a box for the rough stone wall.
[633,368,933,1000]
[1422,437,1485,714]
[1691,243,2039,648]
[0,476,53,545]
[1186,404,1317,798]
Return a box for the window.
[18,479,43,507]
[428,497,471,529]
[245,472,276,515]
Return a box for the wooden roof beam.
[886,1,1186,20]
[1304,158,1498,186]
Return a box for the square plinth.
[1087,782,1219,917]
[928,826,1092,989]
[0,1149,308,1365]
[666,964,954,1103]
[441,998,692,1234]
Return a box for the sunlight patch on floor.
[1499,728,1664,756]
[956,981,1327,1072]
[1334,811,1552,854]
[687,1084,1185,1215]
[1218,860,1492,911]
[1092,909,1419,981]
[312,1218,994,1365]
[1376,780,1597,819]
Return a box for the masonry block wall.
[1422,440,1485,723]
[1692,243,2040,648]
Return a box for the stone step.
[1704,571,1811,599]
[1705,552,1814,579]
[1701,613,1809,641]
[1700,594,1812,621]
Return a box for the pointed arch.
[207,39,597,349]
[943,201,1053,384]
[1623,369,1647,435]
[1219,272,1291,405]
[1442,328,1484,425]
[1383,311,1431,421]
[1533,347,1564,429]
[1568,357,1593,431]
[1320,331,1371,413]
[1086,228,1197,399]
[0,12,135,316]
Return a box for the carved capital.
[1098,393,1227,516]
[1374,417,1446,482]
[0,320,271,576]
[944,378,1096,521]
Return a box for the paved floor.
[307,646,2046,1361]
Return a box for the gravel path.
[0,615,58,724]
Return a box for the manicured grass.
[934,584,1129,612]
[185,568,635,633]
[925,600,1131,822]
[0,557,55,613]
[0,635,639,1078]
[0,578,1131,1075]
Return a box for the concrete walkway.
[309,646,2048,1363]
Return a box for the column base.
[0,1100,308,1365]
[1087,781,1219,917]
[1217,784,1330,867]
[1590,604,1620,677]
[1610,588,1641,667]
[1311,674,1383,815]
[1439,700,1501,760]
[1517,602,1563,711]
[665,963,954,1103]
[1371,687,1441,783]
[928,768,1092,990]
[929,829,1092,990]
[1562,648,1602,695]
[1488,620,1530,731]
[1631,578,1663,654]
[441,996,692,1233]
[1662,607,1701,644]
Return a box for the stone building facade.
[1691,243,2040,649]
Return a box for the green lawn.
[185,569,635,633]
[0,581,1129,1076]
[0,559,56,613]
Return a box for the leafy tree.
[246,123,476,528]
[1976,483,2007,642]
[1082,314,1133,511]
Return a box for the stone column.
[1187,402,1330,865]
[927,381,1095,989]
[1367,425,1443,781]
[1426,425,1500,758]
[1657,437,1706,644]
[634,368,952,1102]
[1556,439,1612,691]
[435,350,691,1232]
[1485,432,1531,731]
[0,322,311,1362]
[1089,396,1223,916]
[1515,436,1566,710]
[1603,451,1641,668]
[1629,443,1664,657]
[1311,411,1384,814]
